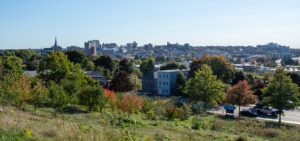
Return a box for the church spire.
[55,37,57,46]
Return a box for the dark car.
[240,108,258,117]
[253,104,277,117]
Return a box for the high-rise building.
[84,40,100,56]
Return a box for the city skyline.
[1,0,300,49]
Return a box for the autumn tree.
[0,75,31,106]
[263,68,300,125]
[189,55,234,83]
[226,80,257,116]
[187,65,225,111]
[174,72,187,96]
[118,95,144,117]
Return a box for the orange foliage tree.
[226,80,257,116]
[118,95,144,117]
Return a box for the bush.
[78,86,105,111]
[175,104,191,120]
[191,118,201,130]
[236,135,248,141]
[118,95,144,116]
[141,97,155,113]
[257,129,279,138]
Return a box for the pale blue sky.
[0,0,300,49]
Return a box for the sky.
[0,0,300,49]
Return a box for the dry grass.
[0,105,300,141]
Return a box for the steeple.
[54,37,57,46]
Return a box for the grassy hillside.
[0,105,299,141]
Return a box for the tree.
[0,74,31,106]
[281,57,298,66]
[187,65,225,111]
[38,52,87,84]
[118,95,144,117]
[226,80,257,116]
[130,74,142,92]
[263,68,300,125]
[0,56,23,77]
[160,62,179,70]
[26,54,40,70]
[174,72,187,96]
[78,86,105,111]
[232,71,246,85]
[38,52,72,83]
[48,81,68,108]
[110,71,133,92]
[140,58,155,75]
[118,58,133,74]
[65,50,86,64]
[94,55,115,72]
[189,55,234,83]
[29,81,49,110]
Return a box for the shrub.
[141,97,155,113]
[236,135,248,141]
[175,104,191,120]
[257,129,279,138]
[165,107,177,120]
[191,118,201,130]
[104,89,118,110]
[78,86,105,111]
[118,95,144,116]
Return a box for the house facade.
[156,69,189,96]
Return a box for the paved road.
[211,106,300,125]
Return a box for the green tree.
[94,55,115,71]
[232,71,246,85]
[65,50,86,64]
[38,52,72,83]
[263,68,300,125]
[110,71,133,92]
[48,81,68,108]
[78,86,105,111]
[226,80,257,116]
[140,58,155,75]
[131,74,142,92]
[160,62,179,70]
[118,58,133,74]
[29,81,49,110]
[174,72,187,96]
[189,55,234,83]
[187,65,224,111]
[26,54,40,70]
[38,52,87,85]
[0,56,23,77]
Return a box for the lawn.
[0,105,299,141]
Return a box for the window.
[159,81,161,85]
[159,74,161,78]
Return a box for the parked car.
[240,108,257,117]
[253,104,277,117]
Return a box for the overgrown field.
[0,105,299,141]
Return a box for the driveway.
[210,106,300,125]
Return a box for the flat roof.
[157,69,189,73]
